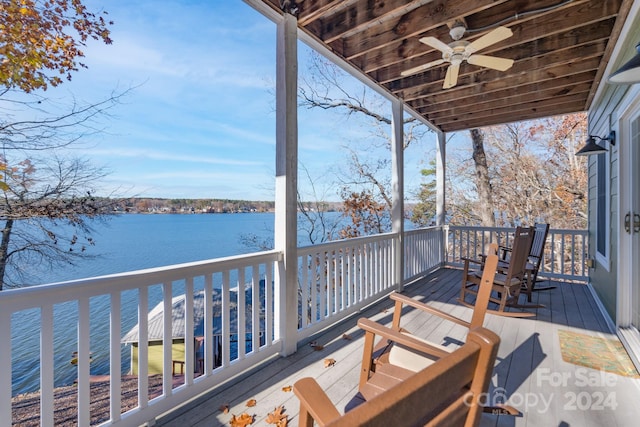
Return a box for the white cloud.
[85,147,264,167]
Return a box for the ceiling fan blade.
[419,36,453,54]
[466,26,512,54]
[400,59,446,77]
[443,63,460,89]
[467,54,514,71]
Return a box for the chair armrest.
[389,293,470,328]
[294,377,341,427]
[358,318,450,359]
[461,256,483,265]
[498,245,512,260]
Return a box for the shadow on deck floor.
[157,268,640,427]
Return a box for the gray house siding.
[587,14,640,322]
[587,81,627,322]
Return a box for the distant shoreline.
[109,197,343,215]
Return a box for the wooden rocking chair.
[460,227,539,317]
[494,223,551,302]
[522,223,553,299]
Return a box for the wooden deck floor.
[157,268,640,427]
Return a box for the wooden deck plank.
[399,268,475,349]
[551,280,571,326]
[525,304,557,427]
[496,317,536,427]
[156,268,640,427]
[560,280,584,328]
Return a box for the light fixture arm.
[591,131,616,146]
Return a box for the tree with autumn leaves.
[0,0,119,289]
[0,0,112,93]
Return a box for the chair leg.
[498,286,508,312]
[521,272,533,302]
[460,260,472,302]
[299,407,314,427]
[530,274,556,292]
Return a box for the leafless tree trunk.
[470,128,495,227]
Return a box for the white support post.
[436,130,447,265]
[436,130,446,226]
[274,12,299,356]
[0,309,10,427]
[391,98,404,291]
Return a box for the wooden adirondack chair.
[353,251,517,416]
[460,227,538,317]
[371,245,499,372]
[294,326,500,427]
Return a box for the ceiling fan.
[401,23,514,89]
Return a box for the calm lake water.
[26,213,281,285]
[10,212,335,396]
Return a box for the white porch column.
[391,98,404,291]
[274,11,299,356]
[436,130,446,226]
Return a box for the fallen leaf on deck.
[281,385,292,392]
[324,358,336,368]
[230,413,254,427]
[342,333,352,340]
[246,398,257,407]
[266,405,288,426]
[309,341,324,351]
[219,403,230,413]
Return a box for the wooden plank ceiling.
[257,0,632,133]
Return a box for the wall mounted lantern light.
[608,42,640,84]
[575,131,616,157]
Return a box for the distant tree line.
[113,198,344,214]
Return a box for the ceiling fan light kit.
[401,23,514,89]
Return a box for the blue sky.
[41,0,437,201]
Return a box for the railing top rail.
[543,228,588,235]
[448,225,516,232]
[404,226,442,236]
[448,225,587,235]
[0,250,281,311]
[297,231,395,254]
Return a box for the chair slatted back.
[529,223,550,265]
[506,227,534,280]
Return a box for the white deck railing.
[445,226,589,281]
[404,226,445,281]
[0,251,283,427]
[0,225,587,426]
[296,232,396,341]
[295,226,445,341]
